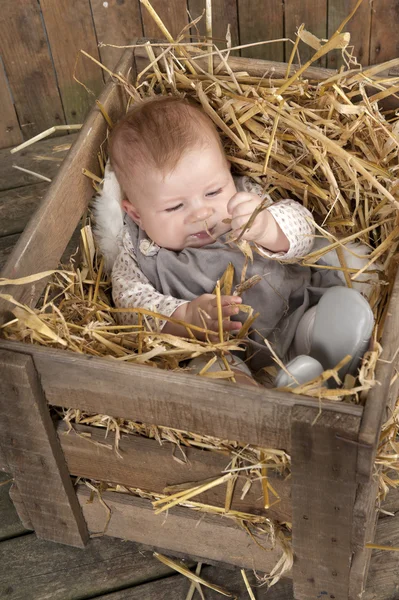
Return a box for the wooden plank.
[291,405,361,600]
[349,478,379,600]
[363,513,399,600]
[58,421,292,522]
[0,340,363,453]
[327,0,372,69]
[40,0,104,125]
[0,473,29,541]
[133,42,335,81]
[92,564,294,599]
[0,49,133,322]
[357,268,399,480]
[284,0,328,67]
[141,0,189,39]
[0,60,23,149]
[0,350,88,547]
[8,483,33,533]
[238,0,284,62]
[369,0,399,65]
[187,0,239,51]
[78,485,287,573]
[0,134,76,192]
[0,234,19,271]
[0,0,66,140]
[91,0,144,71]
[0,182,49,237]
[0,533,180,600]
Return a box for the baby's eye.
[206,188,222,197]
[165,203,184,212]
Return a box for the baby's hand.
[183,294,242,340]
[227,192,289,252]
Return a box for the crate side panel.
[291,405,361,600]
[58,421,292,522]
[77,485,288,574]
[0,48,133,324]
[0,350,88,547]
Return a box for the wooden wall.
[1,0,398,151]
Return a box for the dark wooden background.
[0,0,398,151]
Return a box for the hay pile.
[2,0,399,583]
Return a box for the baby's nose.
[191,205,214,222]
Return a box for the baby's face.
[123,137,236,250]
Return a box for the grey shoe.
[275,355,324,388]
[275,286,374,388]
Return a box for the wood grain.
[0,182,49,237]
[0,0,66,140]
[369,0,399,65]
[141,0,189,39]
[291,405,361,599]
[40,0,104,125]
[284,0,328,67]
[0,234,19,271]
[0,340,363,453]
[0,134,76,192]
[0,61,23,149]
[90,0,144,71]
[0,533,179,600]
[8,483,33,533]
[0,350,88,547]
[327,0,372,69]
[0,49,132,323]
[78,484,287,573]
[363,512,399,600]
[187,0,239,51]
[238,0,284,62]
[58,421,292,522]
[0,473,28,541]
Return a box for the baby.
[100,95,373,383]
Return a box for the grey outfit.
[126,216,343,372]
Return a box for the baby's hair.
[109,95,224,194]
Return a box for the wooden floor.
[1,135,399,599]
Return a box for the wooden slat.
[0,234,19,271]
[0,0,66,140]
[284,0,328,67]
[58,421,292,522]
[8,483,33,533]
[0,473,28,541]
[0,134,75,192]
[363,513,399,600]
[369,0,399,65]
[349,478,379,599]
[140,0,189,39]
[327,0,372,69]
[0,61,23,149]
[40,0,104,125]
[187,0,239,51]
[0,340,363,453]
[0,350,88,547]
[357,268,399,480]
[0,533,180,600]
[238,0,284,62]
[291,405,361,599]
[78,485,287,573]
[91,0,144,71]
[0,49,133,323]
[0,182,49,237]
[133,42,335,81]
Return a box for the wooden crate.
[1,43,398,600]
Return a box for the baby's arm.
[228,192,314,259]
[112,247,242,339]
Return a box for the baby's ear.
[122,197,142,227]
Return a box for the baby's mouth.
[190,225,216,240]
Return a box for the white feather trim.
[92,163,124,272]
